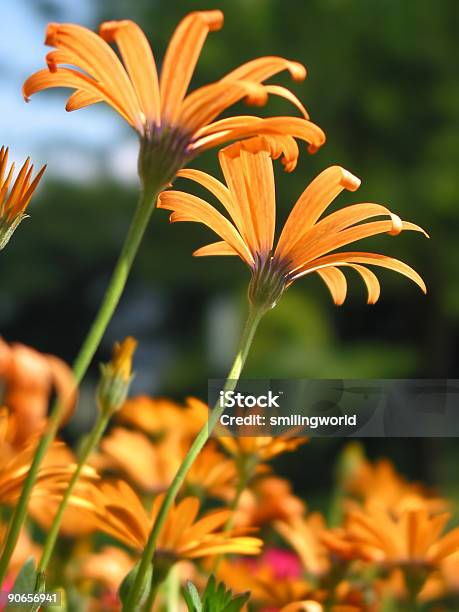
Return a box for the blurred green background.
[1,0,458,508]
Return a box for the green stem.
[212,455,257,574]
[37,410,111,573]
[124,305,265,611]
[0,185,159,587]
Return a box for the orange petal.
[276,166,361,260]
[176,168,243,227]
[292,251,427,296]
[44,23,142,130]
[158,191,254,265]
[317,267,347,306]
[193,241,239,257]
[23,68,136,128]
[99,20,160,127]
[65,90,104,111]
[222,56,306,83]
[239,144,276,257]
[263,85,310,118]
[289,220,427,269]
[160,10,224,123]
[192,116,326,163]
[180,80,268,133]
[347,264,381,304]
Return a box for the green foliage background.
[1,0,459,507]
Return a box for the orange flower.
[117,395,208,442]
[184,441,239,500]
[158,137,427,310]
[234,476,305,528]
[92,426,176,493]
[71,480,262,560]
[0,523,40,584]
[345,456,447,516]
[94,427,238,499]
[218,432,308,462]
[23,12,325,186]
[279,604,324,612]
[0,146,45,250]
[117,395,185,434]
[0,338,76,444]
[216,554,314,610]
[79,546,134,593]
[0,435,86,509]
[276,513,331,578]
[0,410,98,531]
[326,502,459,570]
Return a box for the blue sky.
[0,0,138,183]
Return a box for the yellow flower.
[158,137,427,311]
[23,13,325,186]
[71,480,262,560]
[0,146,46,250]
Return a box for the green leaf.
[183,576,250,612]
[183,580,202,612]
[5,557,37,612]
[118,560,153,609]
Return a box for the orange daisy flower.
[0,146,46,250]
[219,432,308,463]
[216,556,314,610]
[345,456,447,516]
[23,12,325,186]
[0,338,76,444]
[276,513,331,578]
[71,480,262,561]
[234,476,305,528]
[158,137,427,311]
[325,502,459,570]
[0,430,90,510]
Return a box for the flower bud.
[97,337,137,415]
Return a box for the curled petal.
[317,267,347,306]
[276,166,361,260]
[222,56,307,83]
